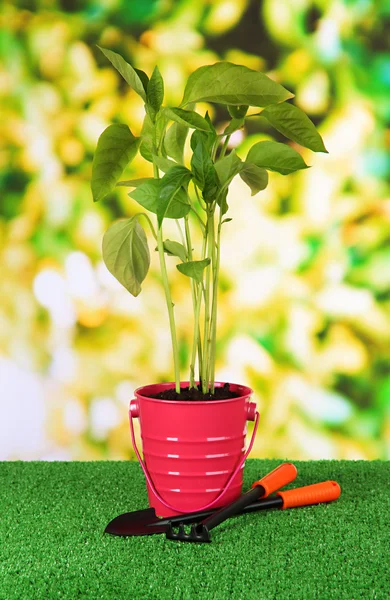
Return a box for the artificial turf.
[0,460,389,600]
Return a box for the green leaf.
[176,258,211,282]
[129,177,190,220]
[204,111,218,145]
[97,47,147,101]
[102,217,150,297]
[157,166,193,226]
[214,149,242,188]
[153,155,178,173]
[147,66,164,121]
[190,128,216,154]
[129,178,160,212]
[166,188,191,219]
[154,109,168,150]
[140,113,154,162]
[164,122,189,164]
[218,188,229,215]
[134,67,149,93]
[140,142,153,162]
[222,217,233,223]
[239,162,269,195]
[117,178,151,187]
[190,134,219,202]
[246,141,309,175]
[223,117,245,135]
[261,102,328,153]
[164,107,211,132]
[228,105,249,118]
[162,239,187,262]
[91,124,140,202]
[204,111,216,133]
[181,62,293,107]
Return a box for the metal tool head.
[166,522,211,543]
[105,508,168,537]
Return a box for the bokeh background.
[1,0,389,461]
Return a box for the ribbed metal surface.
[134,382,254,516]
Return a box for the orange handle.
[277,480,341,509]
[251,462,297,497]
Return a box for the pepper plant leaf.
[223,117,245,135]
[154,109,168,151]
[157,166,193,226]
[214,150,242,188]
[261,102,328,153]
[129,177,190,220]
[129,178,160,212]
[176,258,211,283]
[204,111,218,149]
[164,107,211,132]
[134,67,149,93]
[147,66,164,120]
[164,188,191,219]
[204,111,216,133]
[190,127,215,154]
[91,124,140,202]
[97,47,147,101]
[162,240,188,262]
[228,105,249,119]
[164,122,188,164]
[153,155,178,173]
[181,62,293,107]
[117,178,151,187]
[190,133,219,202]
[246,141,309,175]
[218,188,229,215]
[102,217,150,297]
[239,162,269,195]
[140,113,154,162]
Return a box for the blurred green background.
[0,0,389,461]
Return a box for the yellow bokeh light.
[203,0,248,35]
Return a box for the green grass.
[0,460,389,599]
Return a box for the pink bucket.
[129,381,259,517]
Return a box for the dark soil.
[148,383,238,401]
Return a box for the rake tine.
[166,521,211,543]
[190,524,211,543]
[166,522,184,540]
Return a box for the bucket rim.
[134,381,253,405]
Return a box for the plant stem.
[211,136,219,162]
[201,206,215,394]
[191,229,208,388]
[198,236,207,383]
[209,205,223,393]
[137,212,157,240]
[157,225,181,394]
[193,183,207,212]
[185,214,203,389]
[175,219,186,248]
[205,203,217,389]
[153,161,181,393]
[204,137,231,393]
[219,134,231,160]
[190,276,203,390]
[190,204,206,232]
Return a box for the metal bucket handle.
[129,401,260,514]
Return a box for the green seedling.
[91,48,327,395]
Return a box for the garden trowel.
[105,462,297,536]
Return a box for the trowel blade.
[105,508,169,537]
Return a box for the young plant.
[91,48,327,396]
